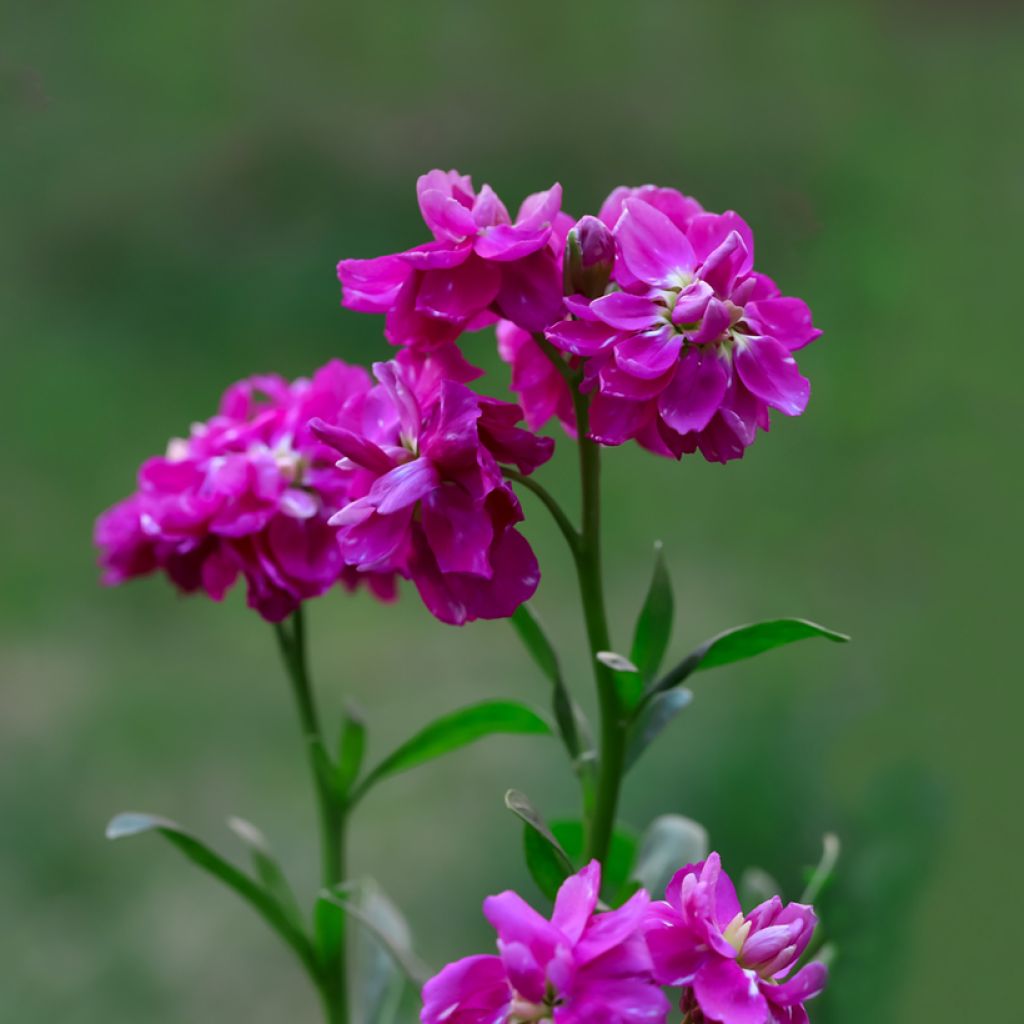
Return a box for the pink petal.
[337,254,410,313]
[474,225,551,262]
[418,181,479,241]
[398,240,474,270]
[421,955,510,1024]
[516,183,562,230]
[589,291,663,330]
[421,485,493,577]
[551,862,601,946]
[495,249,564,333]
[471,183,510,228]
[658,346,730,434]
[744,297,821,351]
[693,958,770,1024]
[687,297,732,344]
[614,328,682,380]
[415,257,501,322]
[670,280,715,325]
[588,393,651,445]
[688,211,755,265]
[370,458,439,515]
[762,962,828,1008]
[545,319,619,356]
[338,506,412,567]
[616,198,697,288]
[698,229,751,296]
[734,336,810,416]
[309,418,395,473]
[279,488,318,519]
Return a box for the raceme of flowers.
[421,856,827,1024]
[96,169,821,623]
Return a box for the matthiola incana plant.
[97,169,846,1024]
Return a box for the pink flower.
[497,320,575,433]
[421,862,669,1024]
[645,853,827,1024]
[337,170,570,345]
[95,361,397,622]
[311,352,553,625]
[546,187,821,462]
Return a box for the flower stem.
[274,608,348,1024]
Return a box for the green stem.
[275,609,347,1024]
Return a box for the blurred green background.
[3,1,1020,1021]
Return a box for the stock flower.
[95,361,397,621]
[547,187,821,462]
[645,854,827,1024]
[338,169,568,345]
[496,319,575,433]
[311,352,553,625]
[421,861,669,1024]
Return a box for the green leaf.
[226,817,304,930]
[511,605,585,759]
[314,890,345,971]
[551,819,639,905]
[353,701,552,802]
[336,703,367,795]
[631,815,708,897]
[654,619,850,694]
[630,542,674,681]
[801,832,840,905]
[322,882,429,987]
[106,813,317,978]
[624,688,693,771]
[596,651,644,711]
[506,790,575,900]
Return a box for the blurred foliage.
[2,1,1020,1022]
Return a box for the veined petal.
[744,297,821,351]
[474,224,551,261]
[616,199,697,287]
[657,347,729,434]
[309,418,395,473]
[734,336,810,416]
[337,254,410,313]
[546,319,620,356]
[590,291,663,330]
[370,458,439,515]
[614,328,682,380]
[419,185,479,242]
[421,485,494,577]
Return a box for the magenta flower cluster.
[96,169,820,623]
[422,856,827,1024]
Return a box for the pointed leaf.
[506,789,574,899]
[801,832,841,906]
[597,651,644,711]
[631,815,708,897]
[624,688,693,771]
[314,891,346,972]
[511,605,585,759]
[337,703,367,795]
[630,542,675,680]
[106,812,317,978]
[352,702,551,803]
[654,618,850,693]
[227,817,304,930]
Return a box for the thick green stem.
[275,609,347,1024]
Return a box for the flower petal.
[744,297,821,351]
[614,328,682,380]
[474,225,551,261]
[734,336,810,416]
[616,198,697,287]
[693,958,771,1024]
[589,291,663,330]
[421,485,494,577]
[371,458,439,515]
[658,347,730,434]
[762,962,828,1008]
[551,861,601,946]
[546,318,620,356]
[415,257,501,322]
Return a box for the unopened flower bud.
[563,215,614,298]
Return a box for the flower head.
[94,361,397,621]
[645,853,827,1024]
[546,186,821,462]
[312,349,553,625]
[421,862,669,1024]
[338,169,570,345]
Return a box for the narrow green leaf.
[322,883,430,986]
[511,605,585,759]
[337,703,367,794]
[654,618,850,694]
[354,702,552,802]
[597,651,644,711]
[106,813,317,978]
[624,688,693,771]
[801,832,840,906]
[506,789,574,899]
[226,817,304,929]
[630,542,674,680]
[631,815,708,897]
[551,819,639,905]
[314,891,345,971]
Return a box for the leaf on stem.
[596,651,644,711]
[106,812,317,977]
[226,816,304,929]
[630,542,675,681]
[653,618,850,694]
[624,688,693,771]
[506,790,575,900]
[801,832,841,906]
[353,702,552,803]
[336,703,367,795]
[511,604,586,759]
[631,815,709,898]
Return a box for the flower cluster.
[94,361,398,622]
[421,856,827,1024]
[311,349,553,625]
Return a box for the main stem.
[275,608,347,1024]
[570,393,626,865]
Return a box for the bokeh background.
[3,1,1021,1021]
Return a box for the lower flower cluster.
[422,855,827,1024]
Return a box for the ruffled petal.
[616,198,697,287]
[657,346,730,435]
[734,336,810,416]
[693,958,771,1024]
